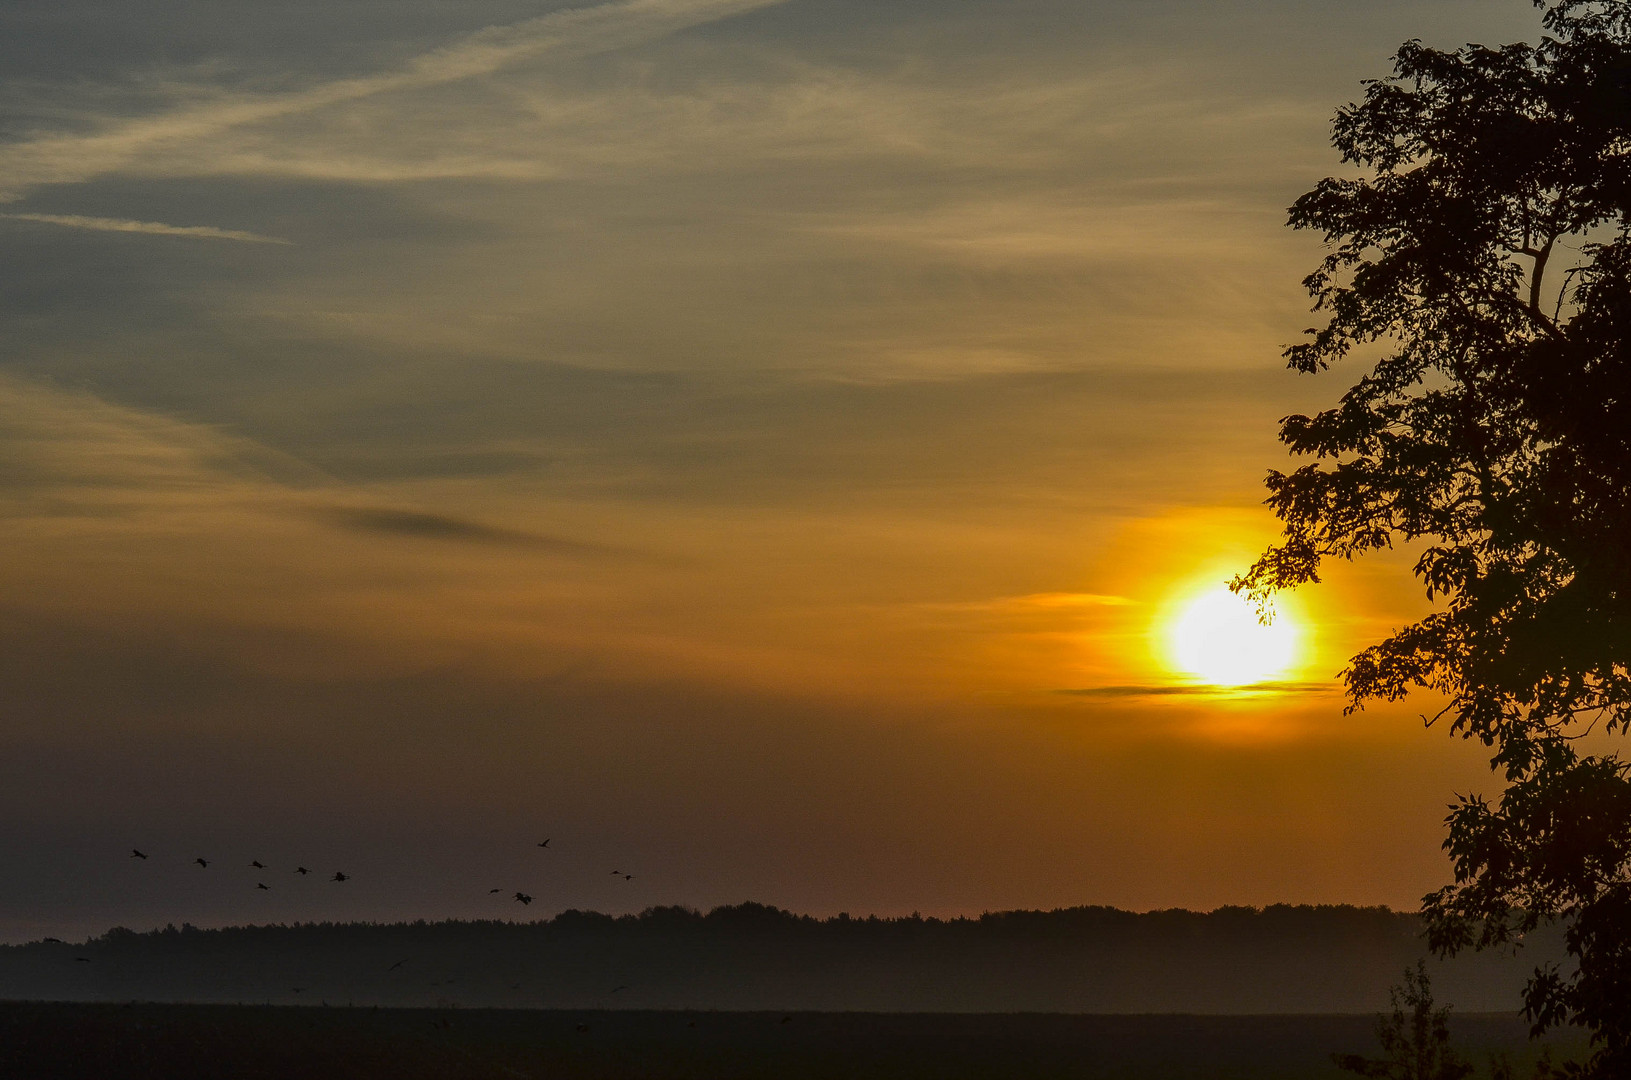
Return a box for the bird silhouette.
[610,985,629,994]
[388,959,407,972]
[622,874,634,881]
[488,888,502,894]
[194,858,209,869]
[42,937,63,944]
[130,849,147,860]
[255,883,270,891]
[513,892,533,905]
[609,869,622,875]
[74,957,91,963]
[250,860,265,869]
[291,988,305,994]
[331,871,348,882]
[537,839,550,848]
[294,866,311,875]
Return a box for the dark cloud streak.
[1060,682,1340,699]
[314,505,632,557]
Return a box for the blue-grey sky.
[0,0,1543,941]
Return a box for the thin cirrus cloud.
[0,0,788,201]
[1060,682,1341,699]
[315,504,634,558]
[0,213,290,245]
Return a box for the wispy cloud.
[1,212,290,244]
[0,0,787,200]
[918,592,1136,613]
[315,504,630,558]
[1060,682,1339,699]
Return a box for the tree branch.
[1528,234,1557,317]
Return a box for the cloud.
[1,212,290,244]
[0,0,788,200]
[0,373,324,511]
[980,592,1134,611]
[1060,682,1340,699]
[315,504,628,557]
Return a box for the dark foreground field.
[0,1003,1583,1080]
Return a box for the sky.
[0,0,1549,942]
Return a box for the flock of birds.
[36,836,649,999]
[130,848,349,887]
[119,837,634,909]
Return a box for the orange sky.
[0,0,1544,940]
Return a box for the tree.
[1333,963,1474,1080]
[1232,3,1631,1075]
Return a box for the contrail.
[0,0,788,200]
[1,213,291,244]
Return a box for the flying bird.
[294,866,311,875]
[74,957,91,963]
[130,849,147,860]
[250,860,265,869]
[536,839,550,848]
[622,874,634,881]
[194,858,209,869]
[610,985,629,994]
[609,870,623,875]
[331,871,348,882]
[256,883,270,891]
[514,892,533,905]
[488,888,503,894]
[388,959,408,972]
[42,937,63,944]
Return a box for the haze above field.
[0,0,1543,942]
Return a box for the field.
[0,1002,1584,1080]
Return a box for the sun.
[1167,587,1299,687]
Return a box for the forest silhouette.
[1,904,1563,1013]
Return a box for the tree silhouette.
[1333,963,1473,1080]
[1234,2,1631,1074]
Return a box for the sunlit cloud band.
[1,213,291,244]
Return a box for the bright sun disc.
[1169,589,1297,687]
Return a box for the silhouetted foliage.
[1235,3,1631,1074]
[1333,964,1473,1080]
